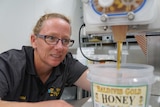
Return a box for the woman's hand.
[38,100,73,107]
[0,100,73,107]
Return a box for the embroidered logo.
[19,96,27,101]
[48,87,61,97]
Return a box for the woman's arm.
[0,100,73,107]
[74,69,91,91]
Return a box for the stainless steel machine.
[81,0,160,70]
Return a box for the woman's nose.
[54,40,64,48]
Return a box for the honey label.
[92,83,148,107]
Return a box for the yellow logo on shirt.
[19,96,26,100]
[48,87,61,97]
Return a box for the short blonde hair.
[33,13,71,35]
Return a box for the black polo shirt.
[0,46,88,102]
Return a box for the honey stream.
[112,25,128,70]
[117,41,122,69]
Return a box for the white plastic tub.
[87,63,155,107]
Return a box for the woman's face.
[31,18,71,67]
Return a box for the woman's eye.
[63,39,69,43]
[62,39,70,45]
[47,36,56,40]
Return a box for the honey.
[117,41,122,69]
[112,25,128,69]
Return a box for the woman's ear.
[30,34,37,49]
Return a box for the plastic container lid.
[87,63,155,86]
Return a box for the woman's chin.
[50,61,61,67]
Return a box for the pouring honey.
[112,25,128,69]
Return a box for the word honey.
[92,83,148,107]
